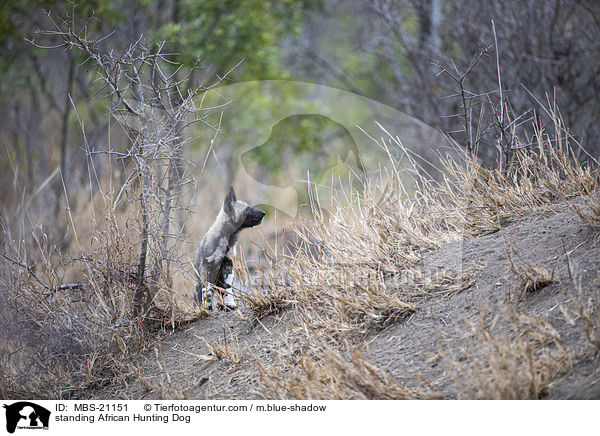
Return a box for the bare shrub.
[0,153,205,398]
[0,194,142,398]
[0,13,229,398]
[319,1,600,160]
[31,12,231,319]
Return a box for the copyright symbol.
[144,404,152,411]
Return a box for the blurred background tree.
[1,0,599,231]
[285,0,600,164]
[0,0,320,225]
[155,0,319,80]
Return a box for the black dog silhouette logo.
[3,402,50,433]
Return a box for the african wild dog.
[193,186,265,310]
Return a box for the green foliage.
[0,0,56,65]
[155,0,320,79]
[242,114,355,177]
[0,0,323,200]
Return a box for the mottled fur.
[194,186,265,310]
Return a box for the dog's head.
[223,186,265,230]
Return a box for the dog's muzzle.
[243,207,266,228]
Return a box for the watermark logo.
[113,80,448,217]
[112,80,466,273]
[3,402,50,433]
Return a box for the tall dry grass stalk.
[579,301,600,355]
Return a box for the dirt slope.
[89,201,600,400]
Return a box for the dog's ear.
[223,186,236,216]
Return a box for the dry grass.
[572,189,600,228]
[242,111,595,339]
[0,165,201,398]
[504,243,555,299]
[501,228,555,298]
[241,287,291,319]
[448,305,571,399]
[439,116,597,236]
[2,98,598,399]
[197,327,243,366]
[560,284,600,356]
[237,229,417,336]
[244,108,597,399]
[133,345,208,400]
[578,299,600,355]
[405,266,480,298]
[507,256,555,296]
[237,251,293,319]
[256,340,437,400]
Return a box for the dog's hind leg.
[215,256,236,311]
